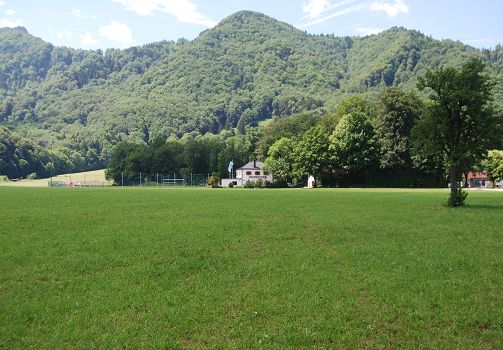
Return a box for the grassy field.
[0,169,110,187]
[0,187,502,349]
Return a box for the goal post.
[161,178,185,186]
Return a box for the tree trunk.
[450,163,458,195]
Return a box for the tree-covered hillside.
[1,11,502,177]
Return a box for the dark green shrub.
[447,188,468,207]
[244,180,255,188]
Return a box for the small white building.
[220,161,273,187]
[307,175,316,188]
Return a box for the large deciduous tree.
[293,125,330,185]
[264,137,296,184]
[483,150,503,186]
[415,58,500,206]
[329,112,378,178]
[376,87,422,169]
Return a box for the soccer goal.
[162,178,185,186]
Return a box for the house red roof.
[467,171,489,180]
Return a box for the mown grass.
[0,187,502,349]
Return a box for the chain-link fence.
[113,173,210,187]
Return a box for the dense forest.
[105,89,456,187]
[1,11,503,179]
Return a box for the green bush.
[27,172,38,180]
[0,175,9,182]
[447,188,468,207]
[228,182,234,188]
[244,179,264,188]
[208,173,220,188]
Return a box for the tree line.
[2,14,503,176]
[105,59,503,206]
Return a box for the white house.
[220,161,273,187]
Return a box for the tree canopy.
[2,11,503,179]
[415,58,501,205]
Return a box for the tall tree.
[264,137,296,184]
[415,58,500,205]
[329,112,379,178]
[293,125,330,184]
[483,150,503,186]
[376,87,422,169]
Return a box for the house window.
[255,171,261,175]
[246,171,252,175]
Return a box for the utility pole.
[121,172,124,187]
[140,172,142,187]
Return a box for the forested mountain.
[1,10,502,178]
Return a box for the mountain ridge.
[1,10,502,171]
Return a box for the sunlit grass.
[0,187,502,348]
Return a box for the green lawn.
[0,187,502,349]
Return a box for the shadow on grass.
[462,204,503,211]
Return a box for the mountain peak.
[215,10,299,33]
[0,26,29,34]
[222,10,273,22]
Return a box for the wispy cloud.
[300,2,368,28]
[72,9,98,20]
[355,27,384,35]
[99,21,134,47]
[112,0,216,28]
[0,2,23,28]
[302,0,356,20]
[370,0,408,17]
[0,17,21,27]
[299,0,409,28]
[80,32,98,47]
[57,30,73,39]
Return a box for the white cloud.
[99,20,133,47]
[57,30,73,39]
[112,0,216,28]
[5,9,14,16]
[370,0,408,17]
[300,3,367,28]
[355,27,384,35]
[302,0,356,19]
[0,17,21,27]
[81,32,98,47]
[302,0,331,19]
[0,1,4,6]
[72,8,98,20]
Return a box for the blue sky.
[1,0,502,50]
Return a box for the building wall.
[220,179,241,187]
[224,168,273,187]
[240,169,273,184]
[468,178,491,188]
